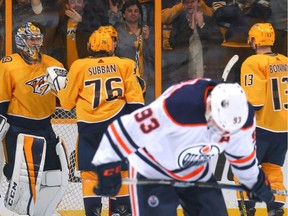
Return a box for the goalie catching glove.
[244,169,275,204]
[0,114,10,141]
[93,162,122,197]
[46,66,68,94]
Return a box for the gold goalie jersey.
[0,53,63,120]
[58,56,144,123]
[240,53,288,132]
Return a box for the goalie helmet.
[15,22,43,61]
[248,23,275,46]
[207,83,249,133]
[88,30,114,54]
[98,25,119,43]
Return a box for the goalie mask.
[15,22,43,63]
[206,83,249,133]
[248,23,275,47]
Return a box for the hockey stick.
[222,54,239,82]
[221,54,245,214]
[122,179,288,196]
[123,178,245,190]
[239,188,248,216]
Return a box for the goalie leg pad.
[33,141,69,216]
[4,134,46,215]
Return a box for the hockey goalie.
[0,22,69,216]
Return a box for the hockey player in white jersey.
[91,78,275,216]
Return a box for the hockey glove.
[93,162,122,197]
[244,169,274,204]
[46,66,68,95]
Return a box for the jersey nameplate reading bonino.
[269,63,288,73]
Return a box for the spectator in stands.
[114,0,155,104]
[139,0,154,27]
[268,0,287,56]
[161,0,221,90]
[108,0,124,25]
[14,0,43,14]
[12,0,69,62]
[55,0,85,69]
[212,0,272,83]
[76,0,109,58]
[12,0,44,52]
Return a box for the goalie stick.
[122,179,288,196]
[222,54,239,82]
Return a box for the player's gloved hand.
[93,162,122,197]
[244,169,274,204]
[46,66,68,95]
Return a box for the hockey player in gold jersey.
[56,29,144,216]
[237,23,288,216]
[98,25,147,95]
[0,22,69,216]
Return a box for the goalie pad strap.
[4,134,46,215]
[0,114,10,141]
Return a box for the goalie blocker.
[3,133,69,216]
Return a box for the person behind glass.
[161,0,202,91]
[212,0,272,83]
[108,0,124,26]
[236,23,288,216]
[76,0,110,58]
[13,0,43,14]
[55,29,144,216]
[268,0,287,56]
[114,0,154,104]
[0,22,68,216]
[55,0,85,69]
[12,0,43,52]
[139,0,154,27]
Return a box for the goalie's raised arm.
[46,66,68,95]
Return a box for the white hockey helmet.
[208,83,249,133]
